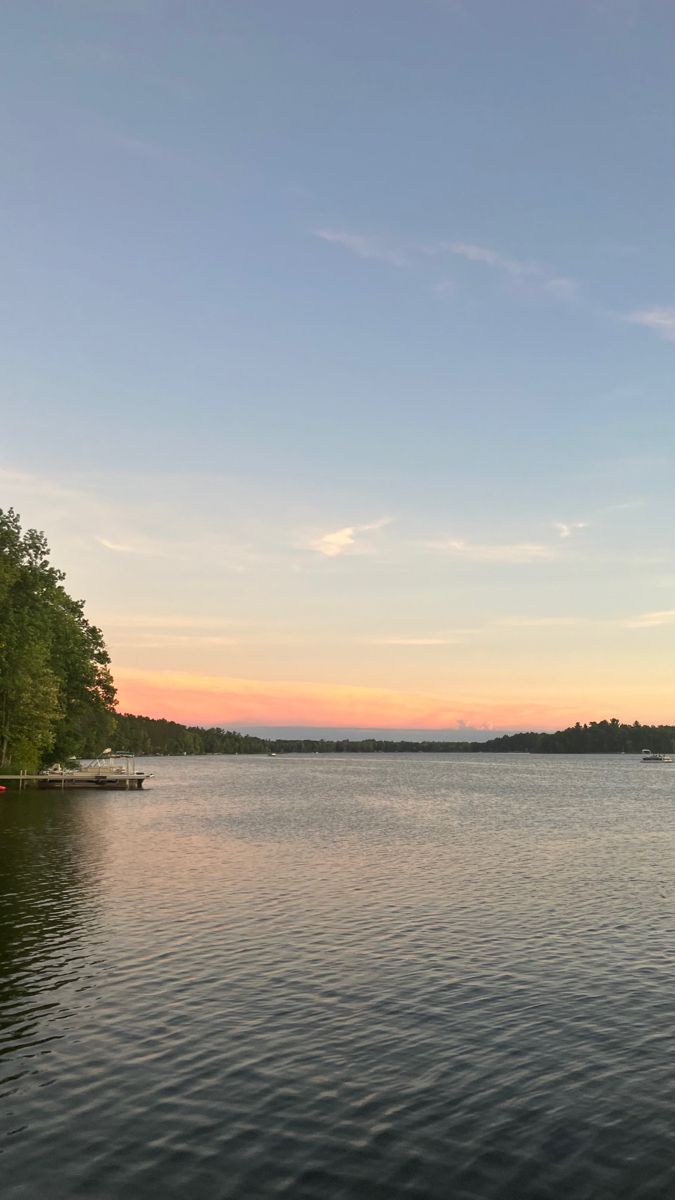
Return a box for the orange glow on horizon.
[113,667,622,732]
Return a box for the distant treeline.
[112,715,675,757]
[479,718,675,755]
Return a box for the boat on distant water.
[642,748,673,763]
[38,750,153,789]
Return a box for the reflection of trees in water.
[0,791,104,1071]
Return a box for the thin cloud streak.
[601,499,646,513]
[627,308,675,342]
[97,537,146,554]
[623,609,675,628]
[313,229,577,300]
[444,241,534,277]
[442,241,577,297]
[314,229,409,267]
[315,228,675,341]
[96,535,172,558]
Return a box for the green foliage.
[479,718,675,754]
[0,508,117,770]
[266,737,475,753]
[112,713,269,756]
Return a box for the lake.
[2,753,675,1199]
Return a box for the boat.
[37,749,153,789]
[642,748,673,763]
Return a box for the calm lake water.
[2,753,675,1199]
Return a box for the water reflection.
[0,791,104,1076]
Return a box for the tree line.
[264,719,674,754]
[478,718,675,755]
[111,717,675,757]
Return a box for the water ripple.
[3,755,675,1197]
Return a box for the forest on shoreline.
[114,714,675,757]
[2,509,673,769]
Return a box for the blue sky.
[2,0,674,729]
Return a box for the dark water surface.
[2,754,675,1199]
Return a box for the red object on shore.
[0,785,5,792]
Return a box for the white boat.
[642,748,673,763]
[39,749,153,789]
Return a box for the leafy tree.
[0,509,116,770]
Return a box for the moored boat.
[38,749,153,789]
[642,748,673,763]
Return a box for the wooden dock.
[1,771,149,791]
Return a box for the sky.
[2,0,675,733]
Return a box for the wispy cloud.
[314,229,675,339]
[444,241,532,277]
[554,521,588,539]
[313,228,578,302]
[425,538,555,563]
[96,535,173,558]
[443,241,577,297]
[314,229,409,267]
[623,609,675,629]
[627,308,675,342]
[97,536,143,554]
[601,499,646,514]
[311,518,392,558]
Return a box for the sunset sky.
[2,1,675,732]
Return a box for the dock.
[1,771,149,790]
[1,751,152,791]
